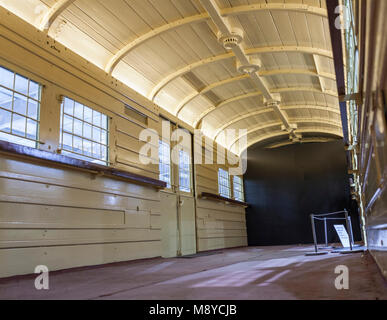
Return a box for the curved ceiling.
[0,0,343,154]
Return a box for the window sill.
[0,141,167,189]
[199,192,249,208]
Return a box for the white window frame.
[218,168,231,198]
[59,96,109,165]
[0,66,41,148]
[233,176,245,202]
[159,139,171,189]
[178,149,191,193]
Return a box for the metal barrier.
[307,209,355,256]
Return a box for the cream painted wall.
[0,7,247,278]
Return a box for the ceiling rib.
[221,3,327,18]
[176,70,335,117]
[176,74,248,116]
[105,13,209,73]
[39,0,76,31]
[105,3,327,74]
[267,137,336,149]
[213,105,342,141]
[193,87,339,128]
[236,129,344,155]
[149,46,333,102]
[227,118,343,150]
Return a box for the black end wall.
[245,141,361,246]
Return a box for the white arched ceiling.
[0,0,341,150]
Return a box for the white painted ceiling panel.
[0,0,343,151]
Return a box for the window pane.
[84,106,93,123]
[73,135,82,153]
[14,74,29,95]
[0,87,13,111]
[101,145,107,161]
[0,66,41,148]
[83,139,92,157]
[60,96,109,164]
[63,114,73,132]
[63,133,73,151]
[83,123,92,140]
[159,140,171,188]
[74,102,83,119]
[73,118,83,136]
[218,168,230,198]
[26,119,37,140]
[101,114,108,129]
[179,150,191,192]
[64,97,74,115]
[27,99,39,120]
[13,93,27,114]
[101,130,108,144]
[93,127,101,143]
[0,67,14,89]
[12,114,26,137]
[0,108,12,133]
[93,110,101,126]
[29,81,40,101]
[93,142,101,158]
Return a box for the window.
[60,97,109,165]
[233,176,244,202]
[179,150,191,193]
[218,168,230,198]
[159,140,171,188]
[0,66,41,148]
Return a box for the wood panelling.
[0,156,161,278]
[0,7,248,278]
[195,162,247,252]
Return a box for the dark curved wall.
[245,141,361,246]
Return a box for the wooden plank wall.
[0,155,161,278]
[194,142,248,252]
[0,8,247,277]
[0,9,163,278]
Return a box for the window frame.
[218,168,231,199]
[233,175,245,202]
[159,139,172,189]
[178,149,191,194]
[59,96,110,166]
[0,65,42,148]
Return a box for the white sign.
[334,225,351,248]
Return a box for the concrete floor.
[0,245,386,300]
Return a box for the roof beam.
[105,13,209,73]
[176,70,335,117]
[222,3,327,18]
[194,88,339,128]
[39,0,76,31]
[213,105,342,141]
[149,46,333,102]
[105,4,327,74]
[227,118,343,151]
[266,137,336,149]
[235,129,343,155]
[176,75,249,116]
